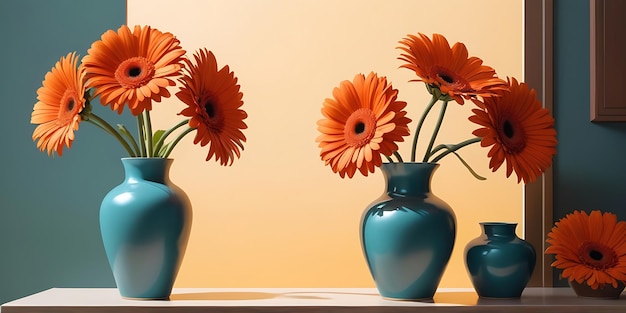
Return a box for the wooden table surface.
[2,287,625,313]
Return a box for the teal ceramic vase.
[360,162,456,300]
[464,222,536,298]
[100,158,192,300]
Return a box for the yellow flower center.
[344,108,376,147]
[114,57,155,89]
[578,241,618,270]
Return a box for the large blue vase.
[360,162,456,300]
[100,158,192,300]
[464,222,536,298]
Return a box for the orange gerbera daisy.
[316,72,412,178]
[546,210,626,289]
[82,25,185,115]
[31,52,86,156]
[176,49,248,166]
[397,33,507,104]
[469,77,557,183]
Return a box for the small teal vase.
[464,222,536,298]
[360,162,456,300]
[100,158,192,300]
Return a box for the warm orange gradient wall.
[127,0,523,288]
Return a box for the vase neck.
[481,222,518,239]
[121,158,172,183]
[381,162,438,197]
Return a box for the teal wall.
[1,0,625,302]
[0,0,128,303]
[553,0,626,285]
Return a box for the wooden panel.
[524,0,553,287]
[591,0,626,121]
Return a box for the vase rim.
[121,157,173,160]
[381,162,440,169]
[480,222,518,226]
[382,162,438,165]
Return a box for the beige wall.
[128,0,523,288]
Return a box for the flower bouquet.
[31,24,248,164]
[29,24,248,300]
[546,210,626,298]
[316,32,557,182]
[314,32,558,300]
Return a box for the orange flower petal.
[175,49,247,166]
[30,52,86,156]
[398,33,507,104]
[546,210,626,289]
[82,25,185,116]
[316,72,411,178]
[469,77,557,184]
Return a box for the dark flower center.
[198,96,224,132]
[128,66,142,77]
[115,57,156,89]
[344,108,377,147]
[578,241,618,270]
[498,117,525,154]
[58,89,82,124]
[431,66,471,92]
[503,120,514,138]
[589,250,603,261]
[439,74,454,84]
[354,122,366,134]
[205,101,216,118]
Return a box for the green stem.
[163,127,196,158]
[137,114,146,157]
[422,100,448,163]
[411,94,439,162]
[384,154,394,163]
[154,119,190,156]
[142,110,153,158]
[393,151,404,163]
[430,137,481,163]
[116,124,141,156]
[86,113,136,157]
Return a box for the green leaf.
[152,130,165,147]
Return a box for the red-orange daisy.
[316,72,412,178]
[31,52,86,156]
[82,25,185,115]
[176,49,248,166]
[398,33,507,104]
[469,77,557,183]
[546,210,626,289]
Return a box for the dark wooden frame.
[590,0,626,122]
[524,0,553,287]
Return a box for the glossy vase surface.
[361,162,456,300]
[100,158,192,300]
[464,222,535,298]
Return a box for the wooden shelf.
[2,287,625,313]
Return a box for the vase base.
[121,296,170,301]
[478,295,521,300]
[381,296,434,302]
